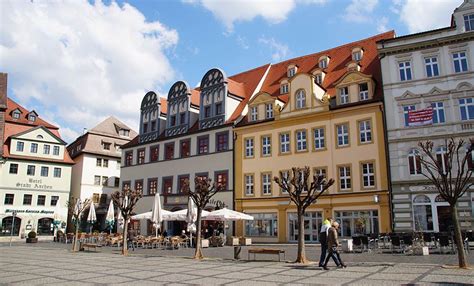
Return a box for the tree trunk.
[450,204,469,269]
[295,207,308,264]
[194,209,203,259]
[73,219,79,252]
[122,219,129,256]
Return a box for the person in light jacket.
[322,221,346,270]
[318,218,332,267]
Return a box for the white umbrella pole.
[155,226,158,238]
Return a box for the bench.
[82,243,101,252]
[248,248,285,262]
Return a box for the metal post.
[10,211,17,247]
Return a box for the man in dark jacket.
[323,221,346,270]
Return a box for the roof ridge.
[228,63,271,79]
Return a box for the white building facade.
[378,0,474,232]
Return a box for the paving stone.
[253,274,303,283]
[242,267,286,275]
[187,277,237,285]
[365,273,421,281]
[227,280,279,286]
[121,270,167,279]
[421,274,474,284]
[150,273,202,282]
[298,277,354,285]
[185,269,229,276]
[10,277,64,285]
[381,266,430,274]
[83,275,135,284]
[0,274,39,283]
[62,272,104,281]
[215,271,265,280]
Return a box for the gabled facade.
[0,79,73,240]
[120,65,270,236]
[378,0,474,233]
[67,116,137,231]
[234,32,394,243]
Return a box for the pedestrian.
[323,221,346,270]
[318,217,332,267]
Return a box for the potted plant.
[26,231,38,243]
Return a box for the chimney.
[0,73,7,157]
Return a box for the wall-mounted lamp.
[374,195,379,203]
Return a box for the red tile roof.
[159,97,168,114]
[5,98,58,129]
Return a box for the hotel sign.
[16,178,53,190]
[5,209,54,215]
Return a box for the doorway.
[436,206,452,232]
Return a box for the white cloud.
[236,35,250,50]
[184,0,328,32]
[0,1,178,140]
[377,16,389,32]
[344,0,379,23]
[394,0,459,33]
[258,37,289,62]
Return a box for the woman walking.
[322,221,346,270]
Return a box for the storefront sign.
[5,209,54,215]
[15,178,53,190]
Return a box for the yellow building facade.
[234,32,394,243]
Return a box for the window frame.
[295,89,306,109]
[9,163,18,174]
[359,83,369,101]
[279,132,291,155]
[178,174,190,194]
[337,164,352,192]
[16,141,24,152]
[137,148,146,165]
[149,145,159,162]
[312,126,326,151]
[431,101,445,124]
[53,146,60,156]
[215,131,229,152]
[335,122,350,148]
[261,172,273,196]
[197,135,210,155]
[424,56,440,78]
[408,149,423,175]
[357,118,373,145]
[23,194,32,205]
[43,144,50,155]
[295,129,308,153]
[30,143,38,153]
[125,151,133,166]
[399,60,413,81]
[4,194,14,205]
[261,134,272,157]
[452,51,469,73]
[244,137,254,159]
[250,106,258,122]
[313,167,328,192]
[459,98,474,121]
[179,139,191,158]
[164,142,175,160]
[339,86,349,105]
[148,178,158,195]
[53,167,61,178]
[27,165,35,176]
[214,170,229,191]
[465,13,474,31]
[244,173,255,196]
[280,83,289,94]
[265,103,274,119]
[360,161,376,189]
[162,176,174,194]
[134,179,144,194]
[40,166,49,177]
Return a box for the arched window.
[408,149,422,175]
[412,195,433,231]
[436,146,448,174]
[295,89,306,109]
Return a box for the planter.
[413,246,429,256]
[26,238,38,243]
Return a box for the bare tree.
[182,177,224,259]
[418,138,472,269]
[111,188,142,256]
[274,166,334,264]
[68,197,90,252]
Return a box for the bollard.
[234,246,241,260]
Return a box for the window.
[151,121,156,132]
[94,175,101,185]
[23,194,32,205]
[280,170,290,193]
[408,149,422,175]
[339,87,349,104]
[245,138,254,158]
[41,166,49,177]
[16,141,24,152]
[28,114,36,122]
[100,194,107,205]
[296,130,307,152]
[96,158,102,167]
[465,13,474,31]
[262,173,272,195]
[245,213,278,237]
[245,174,254,195]
[114,177,120,187]
[359,83,368,101]
[50,196,59,206]
[216,103,223,115]
[204,106,211,118]
[335,210,379,236]
[119,129,130,137]
[265,103,273,119]
[280,83,289,94]
[180,112,186,124]
[4,194,14,205]
[92,193,99,204]
[459,98,474,121]
[216,132,229,152]
[315,73,323,85]
[148,178,158,195]
[413,195,434,232]
[215,171,228,190]
[353,51,362,61]
[12,110,20,119]
[296,90,306,109]
[198,136,209,154]
[170,115,176,126]
[102,142,111,150]
[261,136,271,156]
[43,144,50,155]
[30,143,38,153]
[165,143,174,160]
[403,105,416,127]
[102,176,109,186]
[9,163,18,174]
[150,145,159,162]
[431,102,445,124]
[27,165,35,176]
[399,61,412,81]
[178,175,189,193]
[137,149,145,164]
[361,162,375,188]
[53,167,61,178]
[336,124,349,147]
[103,159,109,168]
[180,140,191,158]
[280,133,290,154]
[359,120,372,144]
[319,58,328,69]
[53,146,60,155]
[143,122,148,133]
[37,195,46,206]
[135,180,143,193]
[339,166,351,191]
[287,67,296,77]
[162,177,173,194]
[313,128,325,150]
[125,151,133,166]
[425,57,439,77]
[314,168,327,191]
[122,181,131,191]
[436,147,448,175]
[453,52,468,73]
[250,106,258,122]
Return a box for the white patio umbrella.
[186,198,197,247]
[106,200,115,234]
[204,208,254,238]
[151,193,163,237]
[87,202,97,234]
[164,209,210,221]
[73,199,82,222]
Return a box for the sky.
[0,0,463,143]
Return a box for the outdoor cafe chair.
[361,235,372,252]
[438,235,455,254]
[390,235,405,254]
[352,236,363,253]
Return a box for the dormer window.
[28,114,36,122]
[465,14,474,31]
[265,103,273,119]
[119,129,130,137]
[280,83,289,94]
[287,66,296,77]
[250,106,258,122]
[296,89,306,109]
[315,73,323,85]
[12,110,21,119]
[319,57,329,69]
[359,83,369,101]
[339,87,349,104]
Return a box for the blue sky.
[0,0,462,143]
